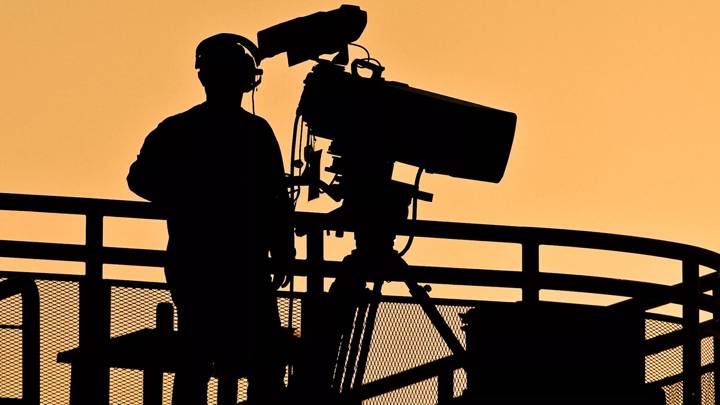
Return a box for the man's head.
[195,33,262,103]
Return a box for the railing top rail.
[0,192,165,219]
[295,212,720,270]
[1,192,718,271]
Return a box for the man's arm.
[127,123,172,205]
[262,120,295,288]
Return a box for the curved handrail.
[0,191,717,270]
[0,192,164,219]
[0,191,716,404]
[294,212,720,270]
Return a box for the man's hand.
[270,249,295,290]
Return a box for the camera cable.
[399,167,424,257]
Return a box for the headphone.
[195,33,264,92]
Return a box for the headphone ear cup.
[241,53,261,92]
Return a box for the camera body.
[298,62,516,184]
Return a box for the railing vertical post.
[682,260,701,405]
[21,278,40,405]
[72,212,110,405]
[715,270,720,405]
[437,368,453,403]
[0,277,40,404]
[306,227,324,294]
[522,243,539,303]
[296,227,326,399]
[303,227,324,344]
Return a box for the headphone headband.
[195,33,263,69]
[195,33,264,91]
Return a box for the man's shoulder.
[158,104,207,128]
[151,104,275,140]
[247,112,273,133]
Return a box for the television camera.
[256,4,517,401]
[258,4,515,247]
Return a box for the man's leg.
[172,293,213,405]
[246,360,286,404]
[246,290,287,403]
[172,359,212,405]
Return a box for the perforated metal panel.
[0,292,22,399]
[702,371,714,405]
[0,275,718,404]
[663,381,683,405]
[643,318,718,405]
[109,285,175,404]
[37,280,79,405]
[361,301,471,404]
[107,284,300,404]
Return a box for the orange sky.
[1,1,719,302]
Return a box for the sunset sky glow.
[1,0,719,300]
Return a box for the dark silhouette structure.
[0,6,710,405]
[127,33,293,404]
[0,192,716,404]
[459,302,664,404]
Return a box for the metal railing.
[0,192,717,404]
[0,276,40,405]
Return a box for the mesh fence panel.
[0,291,22,400]
[0,329,23,399]
[701,337,714,367]
[110,286,174,338]
[109,285,176,405]
[646,318,682,340]
[702,371,715,405]
[645,317,684,401]
[110,368,143,405]
[107,284,299,404]
[663,381,683,405]
[37,280,79,405]
[0,278,79,403]
[360,301,471,404]
[647,346,684,385]
[0,275,718,404]
[644,319,716,405]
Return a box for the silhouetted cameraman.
[127,33,293,404]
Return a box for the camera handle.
[351,58,385,79]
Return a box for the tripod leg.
[406,280,466,358]
[295,287,355,402]
[351,280,383,392]
[331,319,352,390]
[331,294,362,391]
[340,293,370,393]
[326,276,367,394]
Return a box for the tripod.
[288,143,468,403]
[327,231,467,403]
[317,155,466,403]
